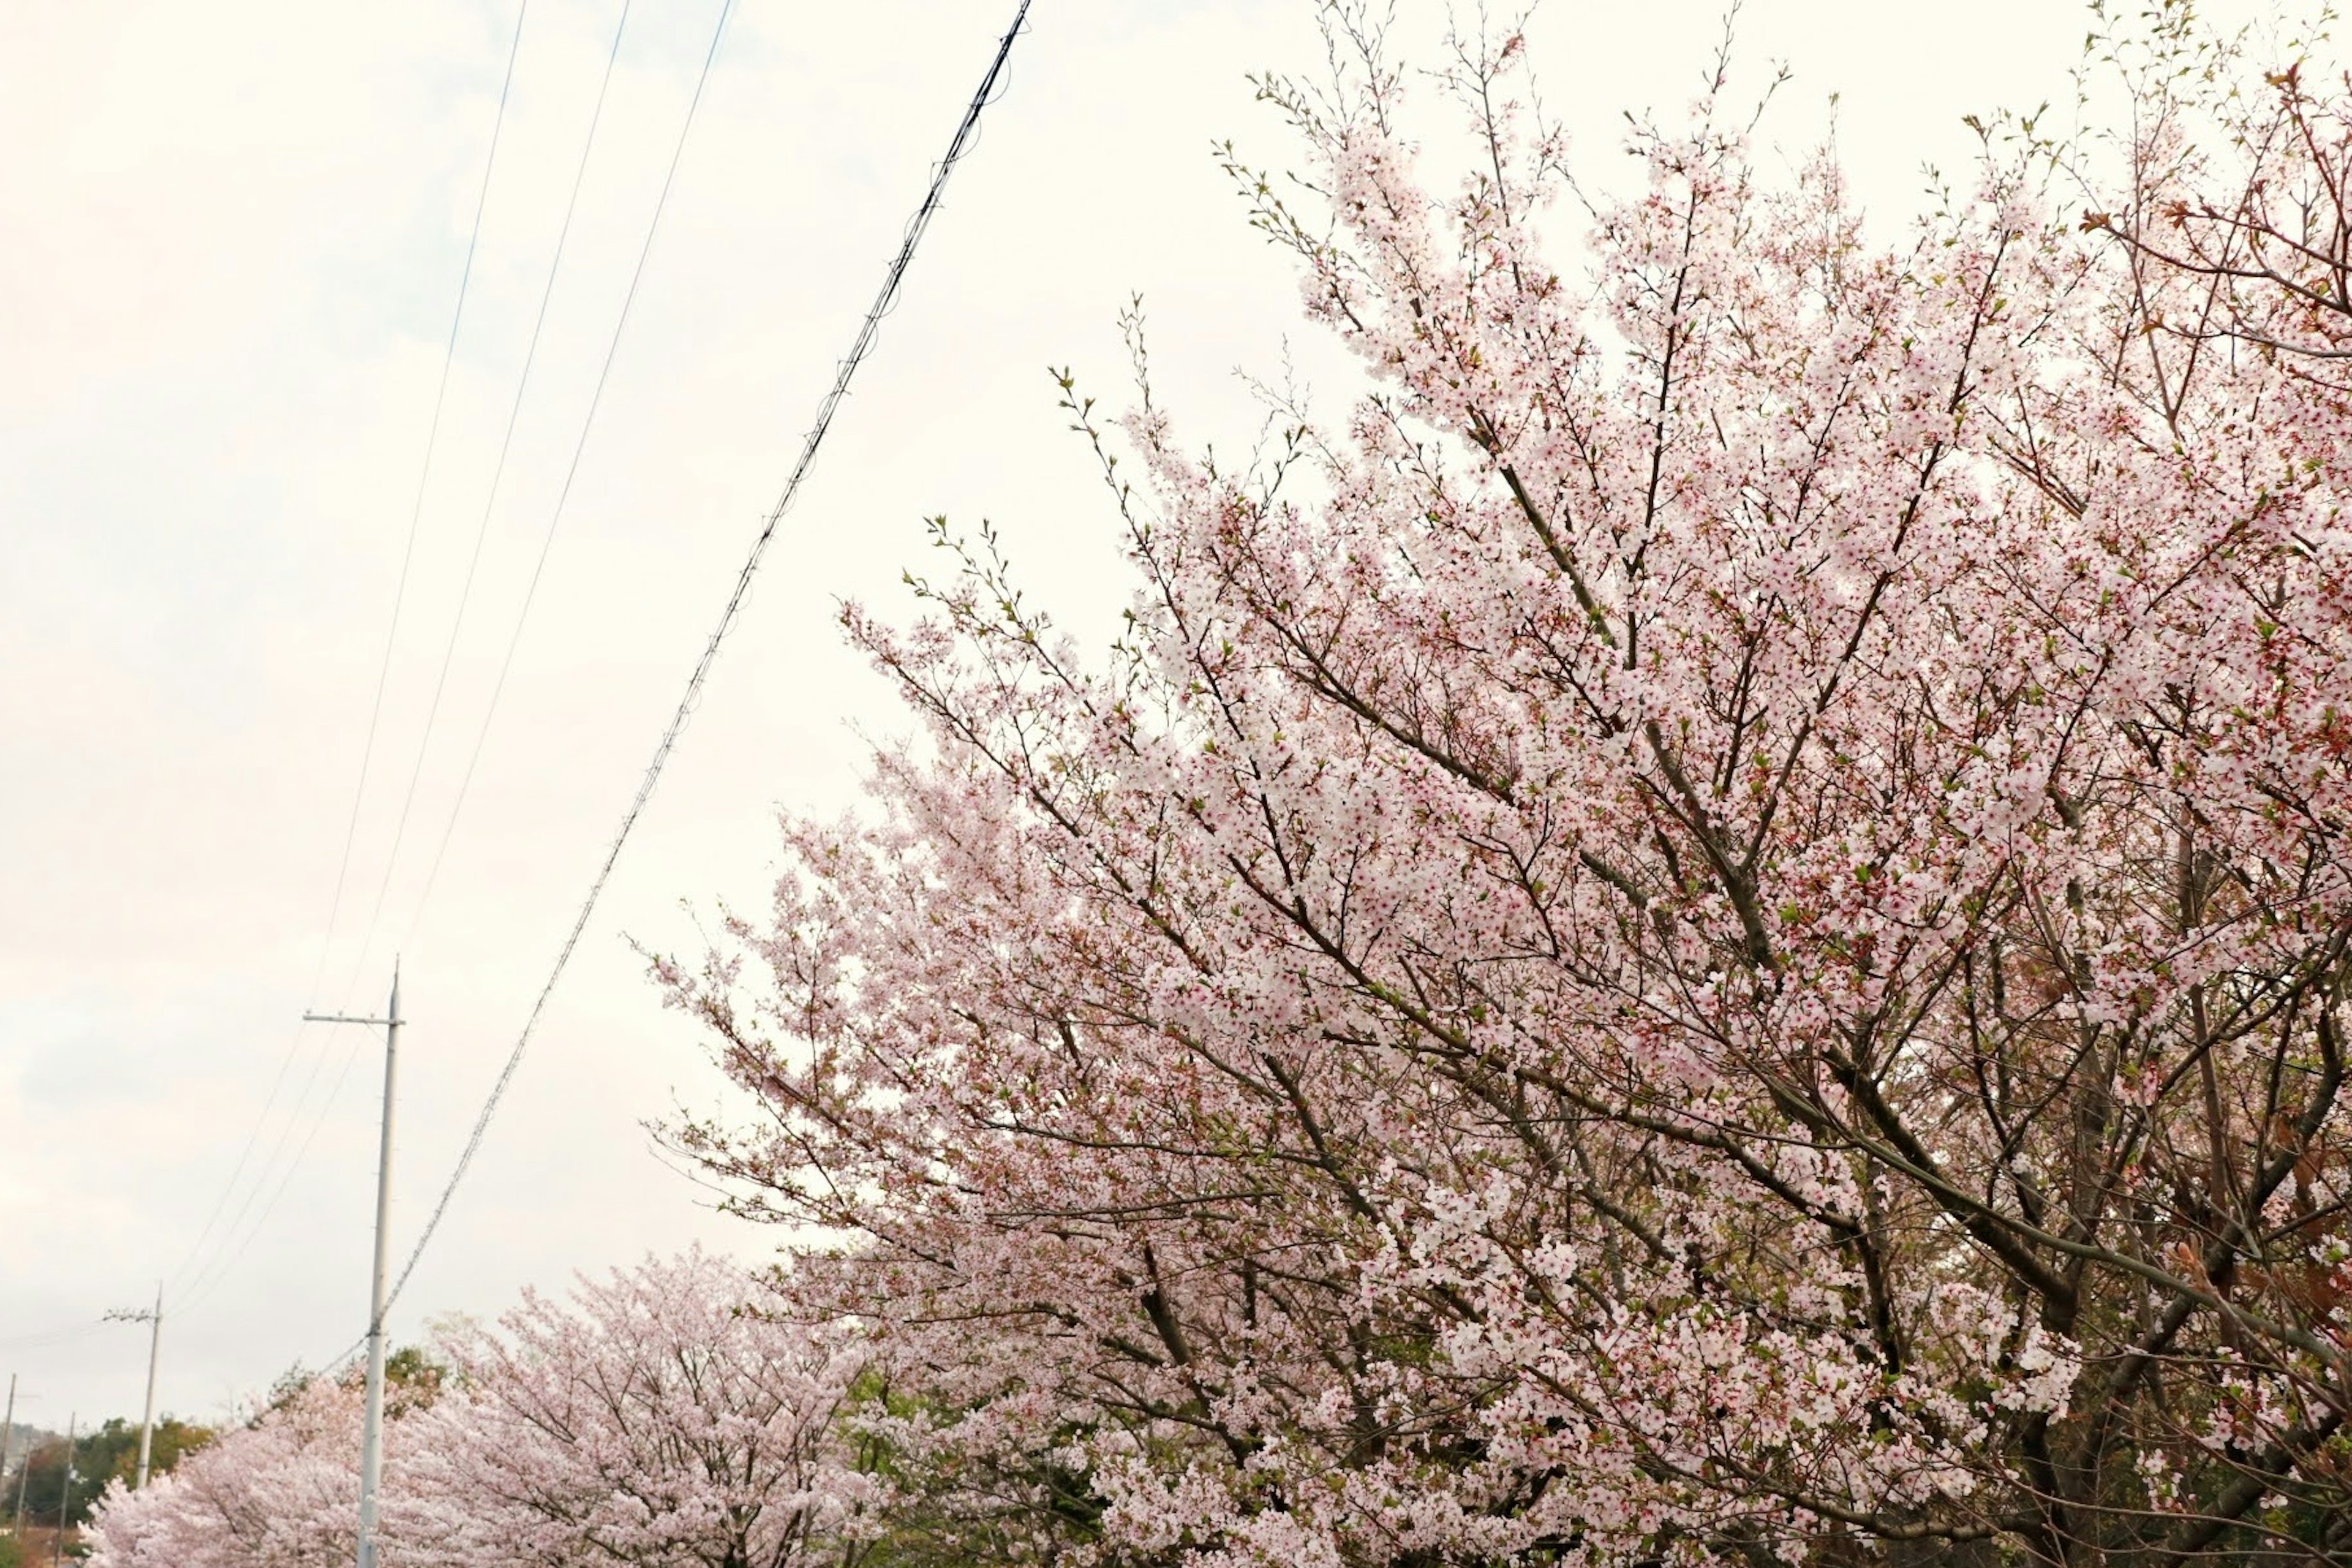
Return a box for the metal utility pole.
[1,1373,15,1519]
[103,1284,164,1488]
[10,1412,28,1536]
[51,1412,73,1568]
[304,962,402,1568]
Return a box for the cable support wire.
[166,0,533,1309]
[366,0,1036,1340]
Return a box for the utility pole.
[1,1373,15,1523]
[51,1412,73,1568]
[10,1412,28,1536]
[304,962,402,1568]
[103,1283,165,1488]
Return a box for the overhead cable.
[339,0,638,1008]
[167,0,533,1305]
[176,1023,377,1314]
[184,0,644,1319]
[403,0,741,951]
[373,0,1036,1329]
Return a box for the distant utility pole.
[104,1284,165,1488]
[1,1373,15,1518]
[304,962,402,1568]
[10,1411,28,1536]
[51,1412,73,1568]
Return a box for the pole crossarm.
[304,964,405,1568]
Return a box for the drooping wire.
[0,1323,107,1352]
[165,0,533,1304]
[172,1017,355,1310]
[367,0,1037,1336]
[176,1024,377,1315]
[337,0,638,1012]
[402,0,737,952]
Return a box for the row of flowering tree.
[92,4,2352,1563]
[643,6,2352,1565]
[83,1251,874,1568]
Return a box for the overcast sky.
[3,0,2155,1434]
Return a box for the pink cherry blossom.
[87,1252,873,1568]
[396,1248,876,1568]
[84,1371,422,1568]
[650,9,2352,1563]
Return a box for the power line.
[167,0,535,1305]
[176,1023,375,1315]
[196,0,699,1322]
[172,1017,356,1309]
[403,0,737,952]
[184,0,640,1314]
[372,0,1036,1330]
[176,0,644,1317]
[186,0,716,1324]
[337,0,638,1011]
[166,1023,330,1302]
[318,0,538,997]
[176,1028,342,1287]
[0,1325,104,1352]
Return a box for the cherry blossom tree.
[394,1248,877,1568]
[88,1254,870,1568]
[83,1369,429,1568]
[654,8,2352,1564]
